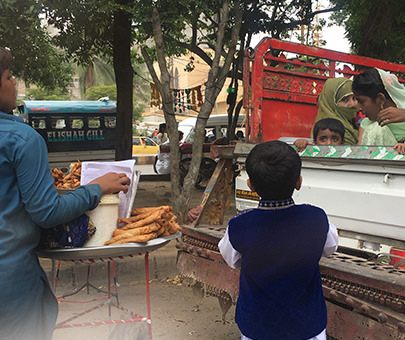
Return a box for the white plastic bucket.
[84,194,121,247]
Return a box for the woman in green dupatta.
[312,77,359,145]
[352,68,405,154]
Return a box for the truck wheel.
[179,158,217,189]
[197,158,217,189]
[153,155,158,174]
[179,158,191,186]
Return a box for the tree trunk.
[113,1,133,161]
[142,1,243,223]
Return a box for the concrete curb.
[40,241,179,290]
[140,174,170,181]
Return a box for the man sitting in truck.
[294,118,345,152]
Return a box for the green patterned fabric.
[313,78,358,145]
[377,69,405,142]
[360,118,397,145]
[296,144,405,161]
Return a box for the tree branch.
[140,47,161,89]
[191,20,197,46]
[212,0,243,98]
[151,8,170,89]
[174,39,213,67]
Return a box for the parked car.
[154,114,245,188]
[132,136,159,155]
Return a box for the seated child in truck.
[218,140,338,340]
[294,117,345,152]
[352,68,405,154]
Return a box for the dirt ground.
[53,277,240,340]
[50,179,241,340]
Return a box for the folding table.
[38,232,180,339]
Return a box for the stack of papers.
[80,160,140,218]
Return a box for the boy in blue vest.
[218,140,338,340]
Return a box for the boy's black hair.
[313,118,345,141]
[246,140,301,200]
[0,48,13,86]
[352,68,391,101]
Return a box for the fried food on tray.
[105,205,181,245]
[107,232,158,245]
[111,222,161,237]
[118,206,172,225]
[52,161,82,189]
[130,205,173,216]
[119,209,164,231]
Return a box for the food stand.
[39,160,181,339]
[38,233,179,339]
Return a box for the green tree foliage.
[26,87,71,100]
[132,103,145,122]
[85,85,117,101]
[41,0,341,219]
[133,0,341,219]
[77,57,116,97]
[0,0,73,89]
[86,85,144,121]
[44,0,146,160]
[329,0,405,63]
[44,0,115,64]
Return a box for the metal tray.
[37,231,181,261]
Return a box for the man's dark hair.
[0,48,13,87]
[158,123,167,134]
[246,140,301,200]
[313,118,345,141]
[352,68,391,100]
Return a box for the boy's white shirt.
[218,222,338,269]
[218,222,338,340]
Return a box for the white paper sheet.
[80,160,137,218]
[127,170,141,218]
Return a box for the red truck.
[177,38,405,339]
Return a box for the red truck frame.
[243,38,405,143]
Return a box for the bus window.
[70,118,84,129]
[51,118,66,129]
[19,101,116,169]
[32,118,46,129]
[105,116,116,128]
[89,117,101,128]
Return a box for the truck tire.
[179,157,217,189]
[153,155,158,174]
